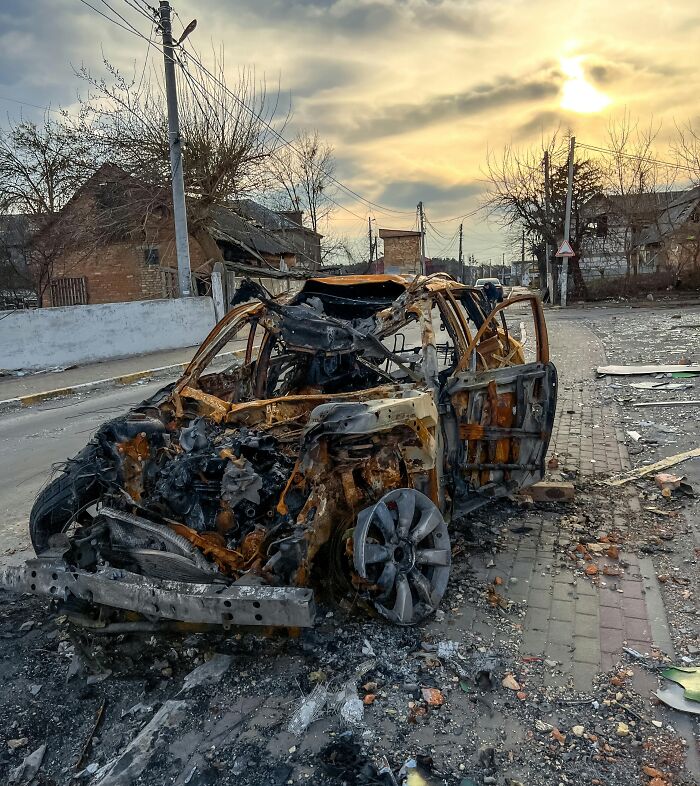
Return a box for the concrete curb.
[0,350,243,414]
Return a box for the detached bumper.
[0,559,316,628]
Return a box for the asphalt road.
[0,378,170,566]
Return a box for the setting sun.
[560,56,611,113]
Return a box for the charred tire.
[30,446,100,554]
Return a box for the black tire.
[30,447,100,554]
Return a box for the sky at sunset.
[1,0,698,263]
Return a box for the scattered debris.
[178,653,232,694]
[501,673,521,691]
[287,683,330,736]
[597,364,700,376]
[8,744,47,785]
[528,481,575,501]
[633,399,700,408]
[606,447,700,486]
[74,698,106,771]
[661,666,700,701]
[94,700,187,786]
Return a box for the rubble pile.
[1,487,697,785]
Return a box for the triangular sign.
[555,239,575,257]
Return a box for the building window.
[143,246,160,265]
[50,277,88,306]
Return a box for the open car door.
[445,294,557,514]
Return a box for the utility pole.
[560,136,576,307]
[368,216,374,267]
[543,150,553,301]
[521,229,525,285]
[160,1,192,297]
[417,201,426,276]
[458,223,464,283]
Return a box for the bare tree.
[0,114,96,303]
[71,55,288,266]
[269,129,336,235]
[590,114,679,279]
[0,114,93,216]
[482,130,602,298]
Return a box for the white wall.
[0,297,217,371]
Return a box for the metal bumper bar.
[0,559,316,628]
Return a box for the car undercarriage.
[1,274,557,629]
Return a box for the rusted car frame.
[1,274,556,628]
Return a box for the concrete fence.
[0,297,218,371]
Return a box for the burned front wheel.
[353,488,450,625]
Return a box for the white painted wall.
[0,297,217,371]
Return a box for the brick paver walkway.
[469,316,672,698]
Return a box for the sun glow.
[559,57,611,114]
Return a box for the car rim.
[353,488,451,625]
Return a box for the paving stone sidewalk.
[454,312,698,774]
[498,318,667,692]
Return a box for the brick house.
[38,164,322,307]
[376,228,423,275]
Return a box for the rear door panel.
[446,361,557,511]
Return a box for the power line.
[77,0,153,40]
[100,1,403,223]
[173,51,368,223]
[577,142,697,173]
[427,205,482,224]
[0,95,63,114]
[174,43,414,216]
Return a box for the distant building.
[377,228,423,275]
[580,190,691,281]
[637,186,700,277]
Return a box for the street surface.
[0,303,698,785]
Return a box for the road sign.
[555,239,575,258]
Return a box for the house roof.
[378,228,422,239]
[43,164,318,264]
[232,199,321,237]
[208,205,291,258]
[583,191,687,220]
[639,186,700,245]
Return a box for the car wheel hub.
[353,488,451,625]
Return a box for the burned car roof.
[2,275,557,630]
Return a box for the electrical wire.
[174,50,368,223]
[84,0,421,235]
[174,40,415,216]
[77,0,152,40]
[577,142,696,173]
[0,95,62,114]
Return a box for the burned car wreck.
[2,274,556,629]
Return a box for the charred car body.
[1,275,556,628]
